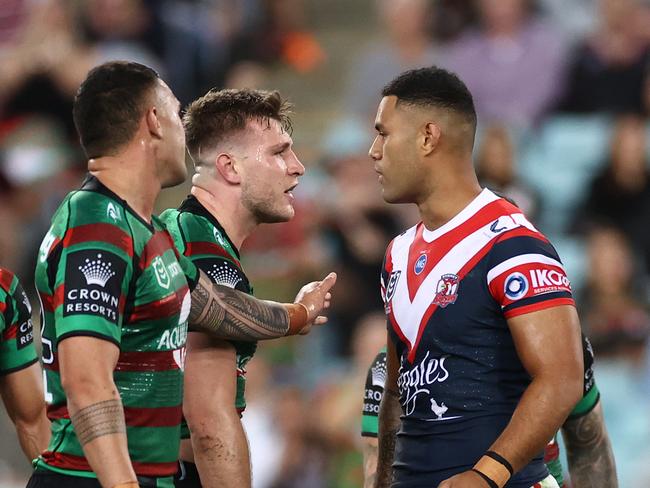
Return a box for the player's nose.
[369,136,382,161]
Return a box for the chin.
[162,166,188,188]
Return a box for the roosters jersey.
[381,189,574,487]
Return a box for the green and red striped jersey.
[0,269,38,374]
[161,195,256,426]
[34,176,198,486]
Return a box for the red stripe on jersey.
[503,298,575,319]
[544,440,560,463]
[405,200,515,301]
[185,241,240,266]
[63,223,133,255]
[0,269,15,291]
[0,302,6,314]
[40,285,65,313]
[124,405,182,427]
[115,350,181,372]
[384,240,412,349]
[140,231,176,270]
[494,226,549,243]
[408,236,498,363]
[40,451,178,477]
[47,404,181,427]
[2,324,17,340]
[126,286,189,323]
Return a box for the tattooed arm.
[562,401,618,488]
[374,340,401,488]
[189,270,336,340]
[58,337,137,488]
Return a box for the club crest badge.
[432,274,459,308]
[385,270,401,303]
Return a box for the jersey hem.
[57,331,120,349]
[0,356,38,376]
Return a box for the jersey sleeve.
[50,196,134,346]
[361,348,387,438]
[158,210,199,291]
[486,231,575,319]
[569,334,600,419]
[0,275,38,374]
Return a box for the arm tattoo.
[70,399,126,446]
[562,402,618,488]
[375,388,401,488]
[189,272,290,341]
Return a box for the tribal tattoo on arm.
[375,387,401,488]
[562,402,618,488]
[189,271,290,341]
[70,399,126,446]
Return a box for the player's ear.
[422,122,441,156]
[145,106,163,139]
[215,153,242,184]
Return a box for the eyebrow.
[271,141,291,152]
[375,122,386,132]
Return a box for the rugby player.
[160,88,321,488]
[0,267,50,461]
[28,61,334,488]
[361,334,617,487]
[369,67,585,488]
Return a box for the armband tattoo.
[71,399,125,446]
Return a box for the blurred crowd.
[2,0,650,486]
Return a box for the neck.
[417,163,482,231]
[191,184,257,250]
[88,143,160,223]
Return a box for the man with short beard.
[161,88,334,488]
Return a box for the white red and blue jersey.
[381,189,574,488]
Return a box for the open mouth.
[284,183,298,195]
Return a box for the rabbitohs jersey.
[160,195,256,426]
[381,189,575,488]
[361,334,600,488]
[35,176,198,486]
[0,269,38,375]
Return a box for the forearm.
[67,391,136,487]
[562,402,618,488]
[488,374,581,474]
[14,414,50,461]
[363,438,379,488]
[189,410,251,488]
[189,272,307,340]
[374,388,401,488]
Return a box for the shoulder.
[0,268,15,295]
[66,189,132,235]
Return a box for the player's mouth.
[284,183,298,199]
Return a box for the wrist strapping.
[473,450,513,488]
[285,302,309,335]
[471,468,498,488]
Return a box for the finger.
[314,316,328,325]
[319,272,337,289]
[323,300,330,308]
[325,292,332,300]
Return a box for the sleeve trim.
[0,357,39,376]
[503,297,575,319]
[57,331,120,349]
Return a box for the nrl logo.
[152,256,171,289]
[385,270,401,303]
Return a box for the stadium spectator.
[442,0,567,126]
[557,0,650,114]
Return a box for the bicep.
[183,332,237,420]
[507,305,583,378]
[58,336,120,394]
[0,362,46,423]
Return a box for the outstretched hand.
[294,272,337,334]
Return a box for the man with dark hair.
[370,66,586,488]
[160,87,315,488]
[0,267,50,462]
[29,61,335,488]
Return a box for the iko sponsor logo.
[529,269,570,289]
[64,250,125,324]
[397,351,450,416]
[504,272,529,300]
[414,254,427,275]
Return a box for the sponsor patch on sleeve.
[487,253,572,308]
[63,249,126,324]
[193,257,248,292]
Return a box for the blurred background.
[1,0,650,486]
